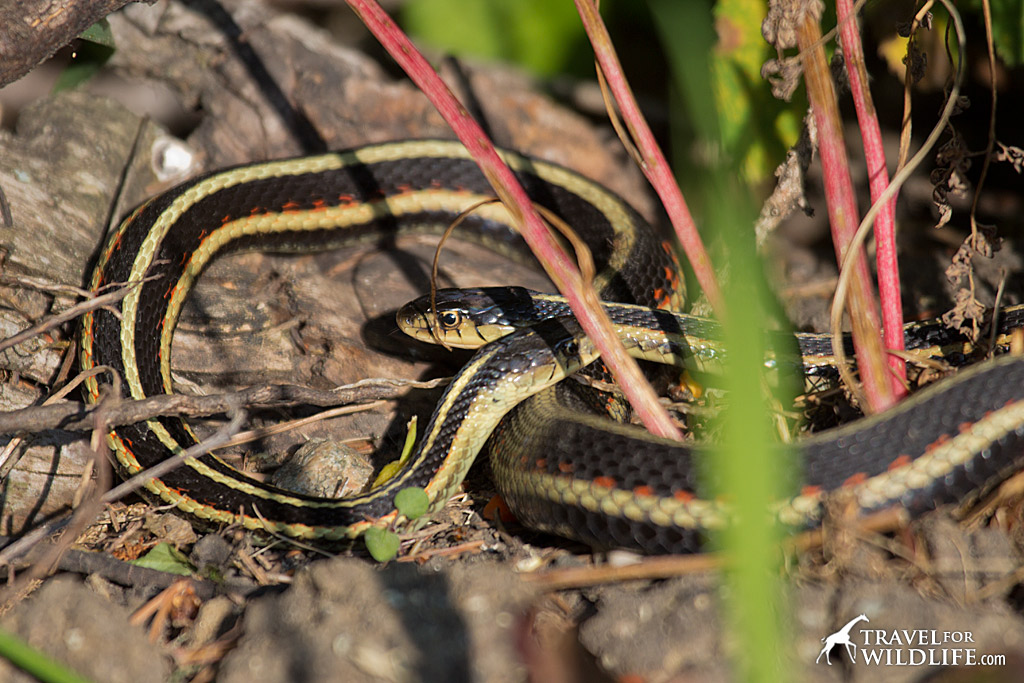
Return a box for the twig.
[521,553,722,590]
[967,0,999,242]
[0,409,247,571]
[216,399,387,450]
[0,366,111,479]
[0,376,447,435]
[54,548,238,599]
[0,398,116,609]
[0,279,146,354]
[0,273,94,300]
[106,407,246,505]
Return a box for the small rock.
[271,438,375,497]
[144,511,198,546]
[190,533,234,571]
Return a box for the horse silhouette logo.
[816,614,869,665]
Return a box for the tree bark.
[0,0,147,88]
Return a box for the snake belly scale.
[81,139,1024,554]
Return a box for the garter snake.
[81,139,1024,554]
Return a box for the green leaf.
[988,0,1024,65]
[649,0,800,182]
[130,542,195,576]
[364,527,401,562]
[401,0,583,75]
[372,416,417,488]
[79,19,115,49]
[51,62,103,93]
[52,20,116,93]
[394,487,430,519]
[645,3,792,680]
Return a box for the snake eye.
[437,310,462,329]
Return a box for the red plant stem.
[836,0,906,393]
[573,0,724,317]
[345,0,681,439]
[795,14,895,412]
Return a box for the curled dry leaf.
[996,142,1024,174]
[760,58,803,101]
[930,128,972,229]
[941,226,1001,339]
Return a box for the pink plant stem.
[836,0,906,393]
[573,0,724,316]
[796,14,895,412]
[345,0,681,439]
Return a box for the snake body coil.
[81,139,1024,554]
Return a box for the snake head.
[396,287,546,349]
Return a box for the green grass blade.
[647,1,792,680]
[0,628,94,683]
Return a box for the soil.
[2,2,1024,682]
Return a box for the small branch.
[0,377,447,435]
[521,553,722,590]
[830,0,966,396]
[101,408,246,505]
[968,0,999,241]
[216,400,386,451]
[55,548,241,599]
[0,272,94,300]
[0,407,246,571]
[0,366,110,479]
[0,279,148,354]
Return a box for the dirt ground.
[2,1,1024,681]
